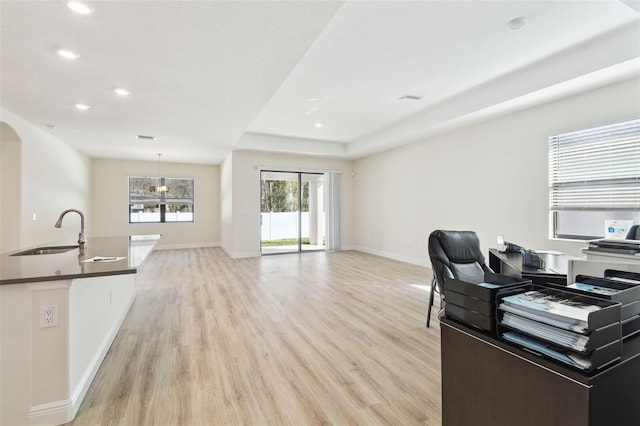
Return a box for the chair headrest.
[428,230,485,265]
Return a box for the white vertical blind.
[324,172,341,251]
[549,118,640,211]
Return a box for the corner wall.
[220,153,234,255]
[1,122,22,252]
[352,77,640,264]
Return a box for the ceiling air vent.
[399,94,422,101]
[136,135,156,141]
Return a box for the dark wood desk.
[489,248,570,285]
[441,318,640,426]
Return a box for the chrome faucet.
[55,209,86,248]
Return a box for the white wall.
[220,153,234,253]
[91,158,219,249]
[352,77,640,265]
[0,107,91,252]
[223,150,353,257]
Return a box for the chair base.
[426,275,437,328]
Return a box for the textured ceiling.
[1,1,639,164]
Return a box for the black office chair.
[426,230,493,327]
[626,225,640,240]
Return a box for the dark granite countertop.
[0,234,161,285]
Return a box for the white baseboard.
[152,242,258,258]
[217,244,259,259]
[150,242,429,266]
[348,245,429,267]
[153,241,221,250]
[28,398,74,426]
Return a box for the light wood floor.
[65,248,441,426]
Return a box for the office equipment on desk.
[498,287,619,332]
[586,238,640,255]
[444,272,529,332]
[604,219,635,239]
[489,248,570,285]
[500,313,619,353]
[568,260,640,343]
[568,249,640,282]
[605,269,640,283]
[501,330,620,370]
[569,274,640,340]
[522,249,545,269]
[496,236,547,268]
[496,285,623,371]
[496,235,524,253]
[571,275,640,304]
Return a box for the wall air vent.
[136,135,156,141]
[399,94,422,101]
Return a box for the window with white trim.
[549,118,640,240]
[128,176,194,223]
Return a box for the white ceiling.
[1,1,639,164]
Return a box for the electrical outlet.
[39,305,59,328]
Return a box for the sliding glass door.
[260,171,325,255]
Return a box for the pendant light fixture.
[150,153,170,193]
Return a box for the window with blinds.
[549,118,640,240]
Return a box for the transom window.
[549,118,640,240]
[128,176,194,223]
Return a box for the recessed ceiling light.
[114,88,130,96]
[314,122,323,128]
[75,103,91,110]
[57,49,80,59]
[67,1,94,14]
[507,17,526,30]
[137,135,156,141]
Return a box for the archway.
[1,121,22,252]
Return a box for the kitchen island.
[0,235,160,426]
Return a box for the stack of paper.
[499,290,602,333]
[501,312,590,351]
[567,282,620,297]
[502,332,591,369]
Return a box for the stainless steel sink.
[11,245,80,256]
